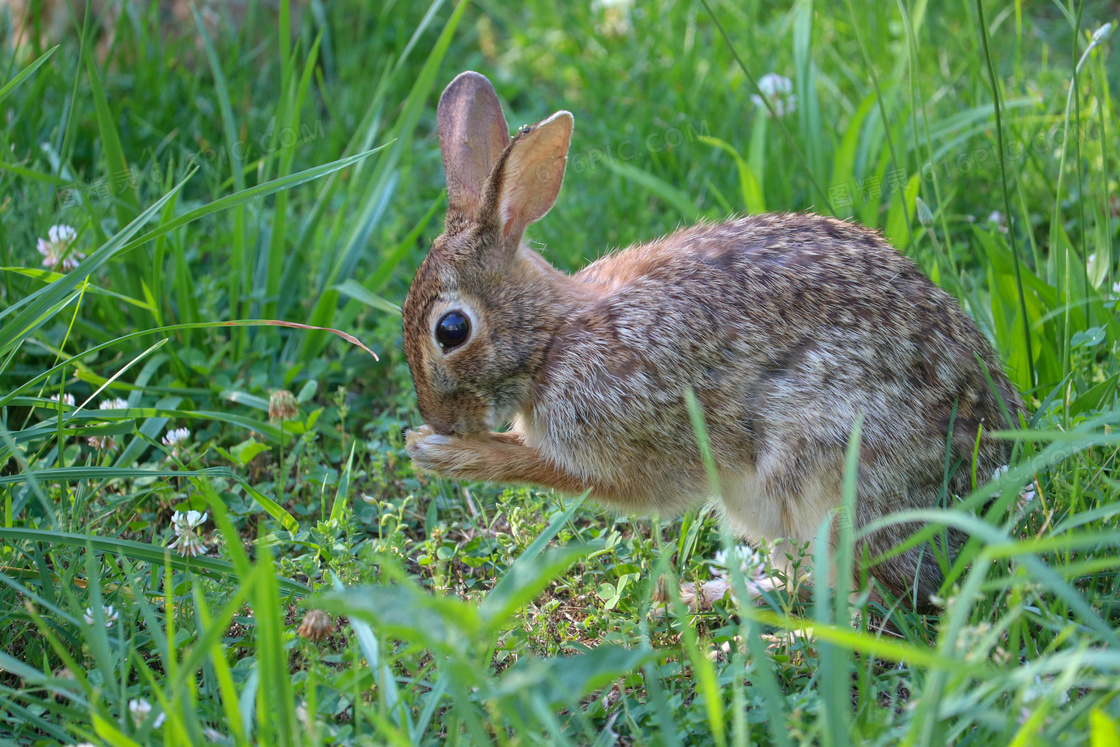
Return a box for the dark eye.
[435,311,471,350]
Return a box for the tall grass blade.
[975,0,1036,388]
[0,45,57,105]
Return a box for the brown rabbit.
[403,71,1022,608]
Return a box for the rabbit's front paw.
[405,424,462,476]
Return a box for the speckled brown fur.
[403,72,1023,609]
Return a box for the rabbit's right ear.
[437,72,511,220]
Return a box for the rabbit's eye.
[436,311,471,350]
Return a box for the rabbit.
[403,71,1023,609]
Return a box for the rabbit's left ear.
[488,111,574,242]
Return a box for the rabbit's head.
[403,72,574,436]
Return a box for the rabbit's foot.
[405,424,463,475]
[406,425,599,495]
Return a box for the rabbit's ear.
[489,110,574,242]
[437,71,511,219]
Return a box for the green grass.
[2,0,1120,744]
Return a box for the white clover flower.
[986,210,1008,233]
[83,604,119,628]
[1017,484,1038,514]
[268,389,298,422]
[991,464,1013,499]
[169,510,209,558]
[49,224,77,244]
[161,426,191,458]
[993,464,1041,512]
[88,435,117,451]
[36,224,85,272]
[171,534,207,557]
[100,398,129,410]
[751,73,797,118]
[709,544,768,594]
[173,510,207,532]
[162,427,190,447]
[757,72,792,97]
[297,609,336,641]
[128,698,166,728]
[128,698,150,717]
[49,393,76,406]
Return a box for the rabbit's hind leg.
[718,454,842,555]
[702,460,840,605]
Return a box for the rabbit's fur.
[404,71,1022,607]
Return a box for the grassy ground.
[2,0,1119,744]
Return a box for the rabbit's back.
[521,214,1018,558]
